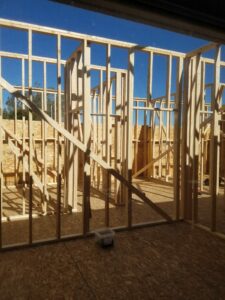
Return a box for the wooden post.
[29,175,33,244]
[134,100,138,174]
[188,57,196,221]
[210,46,221,232]
[43,61,48,215]
[102,74,106,165]
[105,170,110,227]
[65,55,79,213]
[115,72,122,204]
[127,49,134,228]
[159,101,163,178]
[143,100,147,177]
[56,34,62,239]
[63,62,69,211]
[28,29,33,245]
[121,73,127,204]
[21,58,26,216]
[72,58,79,212]
[99,70,103,190]
[192,54,201,224]
[199,62,205,191]
[173,57,183,220]
[14,94,18,186]
[147,52,153,178]
[64,59,75,212]
[82,40,91,235]
[105,44,112,226]
[151,105,156,178]
[166,55,172,181]
[54,94,57,173]
[181,57,191,220]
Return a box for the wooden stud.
[114,72,122,204]
[181,57,191,220]
[72,58,79,212]
[134,100,138,174]
[105,44,112,227]
[14,94,18,186]
[192,54,201,224]
[21,58,26,216]
[82,40,91,235]
[188,57,196,222]
[28,29,33,245]
[146,52,153,178]
[127,49,134,228]
[121,73,127,205]
[56,34,62,239]
[158,100,163,178]
[105,170,110,227]
[54,93,57,172]
[43,61,48,215]
[199,62,206,191]
[173,57,183,220]
[97,70,103,190]
[65,55,79,213]
[165,55,172,181]
[143,100,147,177]
[210,46,221,232]
[63,62,69,211]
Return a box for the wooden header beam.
[0,18,185,58]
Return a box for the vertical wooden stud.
[147,52,153,178]
[192,54,201,224]
[28,29,33,244]
[56,34,62,239]
[166,55,172,181]
[115,72,122,204]
[127,49,134,228]
[199,62,205,191]
[82,40,91,235]
[43,61,48,215]
[210,46,221,232]
[173,57,183,220]
[21,58,26,216]
[181,57,191,220]
[105,44,111,226]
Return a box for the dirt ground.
[0,222,225,299]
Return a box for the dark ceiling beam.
[52,0,225,43]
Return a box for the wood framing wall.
[0,18,225,250]
[181,44,225,238]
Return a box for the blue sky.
[0,0,209,52]
[0,0,225,123]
